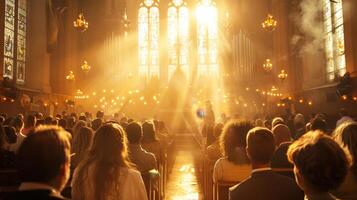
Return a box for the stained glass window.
[167,0,189,80]
[138,0,160,78]
[16,0,26,83]
[196,0,218,77]
[323,0,346,81]
[4,0,15,79]
[3,0,26,84]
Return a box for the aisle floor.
[166,150,200,200]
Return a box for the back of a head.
[17,126,71,185]
[294,113,305,126]
[96,111,104,119]
[246,127,276,165]
[25,115,36,128]
[3,126,17,144]
[0,116,5,125]
[287,131,348,192]
[272,124,291,146]
[66,117,76,129]
[11,116,24,131]
[272,117,285,128]
[0,125,6,150]
[44,116,54,125]
[91,118,103,131]
[334,122,357,179]
[310,117,328,133]
[142,121,157,143]
[125,122,142,144]
[73,120,87,136]
[255,119,263,127]
[220,120,254,163]
[58,119,67,129]
[87,124,129,166]
[72,126,94,156]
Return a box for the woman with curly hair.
[213,120,253,183]
[72,123,147,200]
[332,122,357,200]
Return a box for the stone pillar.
[27,0,51,93]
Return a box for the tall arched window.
[323,0,346,81]
[167,0,189,80]
[3,0,27,84]
[196,0,218,77]
[138,0,160,78]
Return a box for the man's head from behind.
[125,122,142,144]
[246,127,276,166]
[17,125,72,192]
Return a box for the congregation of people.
[0,107,356,200]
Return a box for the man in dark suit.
[2,125,71,200]
[229,127,304,200]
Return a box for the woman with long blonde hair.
[72,123,147,200]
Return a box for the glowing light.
[73,13,89,32]
[308,101,313,106]
[262,14,277,32]
[66,71,75,81]
[196,0,218,77]
[81,61,91,73]
[299,99,304,103]
[263,59,273,72]
[342,95,347,100]
[278,69,288,81]
[92,92,96,96]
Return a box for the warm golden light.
[278,69,288,81]
[66,71,75,81]
[81,61,91,73]
[73,13,89,32]
[263,59,273,72]
[262,14,277,32]
[196,0,218,77]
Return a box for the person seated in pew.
[288,131,349,200]
[206,123,223,161]
[331,122,357,200]
[126,121,157,173]
[213,120,253,183]
[2,125,72,200]
[229,127,304,200]
[72,123,148,200]
[141,120,166,163]
[271,124,294,170]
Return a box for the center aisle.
[165,133,203,200]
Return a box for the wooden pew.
[213,181,238,200]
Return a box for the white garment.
[213,157,251,183]
[72,166,148,200]
[9,132,26,153]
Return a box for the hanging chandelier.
[262,14,277,32]
[81,61,91,73]
[66,71,75,81]
[73,13,89,32]
[278,69,288,81]
[263,58,273,72]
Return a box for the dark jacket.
[229,170,304,200]
[1,190,67,200]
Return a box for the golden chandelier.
[73,13,89,32]
[81,61,91,73]
[262,14,277,32]
[278,69,288,81]
[66,71,75,81]
[263,58,273,72]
